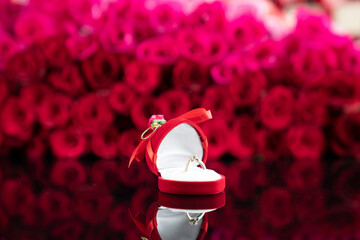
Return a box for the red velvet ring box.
[130,192,225,240]
[129,108,226,195]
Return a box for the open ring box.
[129,108,226,195]
[130,192,225,240]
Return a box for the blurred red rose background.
[0,0,360,239]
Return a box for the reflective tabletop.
[0,157,359,240]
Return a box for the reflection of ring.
[186,212,205,225]
[185,155,206,172]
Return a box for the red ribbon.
[128,108,212,168]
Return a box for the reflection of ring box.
[130,108,226,195]
[130,192,225,240]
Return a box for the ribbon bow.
[128,108,212,168]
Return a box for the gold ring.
[141,124,160,140]
[185,155,206,172]
[186,212,205,225]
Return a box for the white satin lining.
[156,123,221,182]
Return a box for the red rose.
[73,93,114,135]
[50,128,87,159]
[173,59,210,92]
[157,89,191,119]
[132,23,156,48]
[149,2,184,34]
[14,10,53,43]
[48,64,86,96]
[82,50,121,90]
[287,125,325,161]
[282,33,302,57]
[51,160,86,189]
[124,59,161,95]
[295,91,328,126]
[321,71,360,106]
[68,0,102,26]
[260,187,294,228]
[108,82,136,115]
[136,35,179,65]
[74,185,114,225]
[290,49,329,86]
[6,46,46,85]
[176,30,228,66]
[1,179,35,216]
[247,40,283,70]
[286,160,323,191]
[66,33,99,60]
[229,115,257,159]
[19,84,51,111]
[100,19,135,53]
[201,86,234,121]
[226,14,268,49]
[130,97,161,130]
[295,8,331,39]
[260,86,294,130]
[229,71,267,106]
[38,190,72,223]
[228,161,256,200]
[91,159,119,190]
[106,1,154,41]
[118,129,142,158]
[50,219,83,240]
[210,54,246,85]
[187,1,226,31]
[91,127,118,159]
[108,204,132,231]
[38,93,72,130]
[202,119,229,159]
[1,97,35,141]
[256,130,285,161]
[39,34,71,67]
[331,114,360,158]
